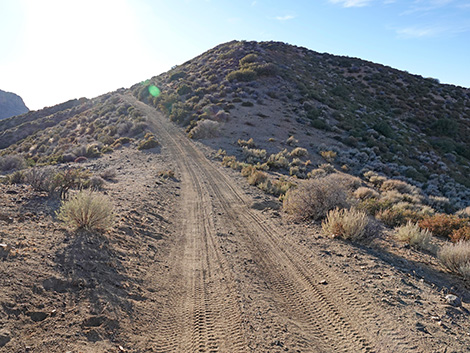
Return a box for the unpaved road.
[128,96,434,353]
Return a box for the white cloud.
[396,26,441,37]
[329,0,374,7]
[274,15,295,21]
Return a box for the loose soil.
[1,94,469,352]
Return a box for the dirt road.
[128,96,427,353]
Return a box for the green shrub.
[322,208,370,241]
[56,191,113,231]
[283,176,349,222]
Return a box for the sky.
[1,0,469,111]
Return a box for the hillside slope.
[0,89,29,120]
[131,40,470,207]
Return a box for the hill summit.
[0,89,29,119]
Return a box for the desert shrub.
[354,187,380,200]
[363,171,386,187]
[283,176,349,222]
[85,144,102,158]
[221,156,244,170]
[326,173,362,191]
[322,208,371,241]
[419,214,468,239]
[267,150,290,169]
[357,198,393,216]
[138,133,159,150]
[241,101,254,107]
[289,166,306,179]
[395,222,432,250]
[111,137,132,148]
[56,191,113,231]
[456,207,470,218]
[239,53,259,66]
[226,69,257,82]
[52,168,91,199]
[242,147,267,164]
[188,120,220,139]
[375,206,420,228]
[308,168,328,179]
[99,168,117,181]
[158,170,175,180]
[450,226,470,243]
[248,170,268,186]
[291,147,308,157]
[84,176,105,190]
[238,138,255,148]
[286,136,298,146]
[318,163,336,174]
[438,241,470,279]
[320,150,337,162]
[0,155,26,172]
[24,167,55,192]
[381,179,419,195]
[7,170,25,184]
[177,84,192,96]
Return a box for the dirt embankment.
[1,94,469,352]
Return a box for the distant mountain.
[0,89,29,119]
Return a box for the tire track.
[127,95,421,352]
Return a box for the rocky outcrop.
[0,89,29,120]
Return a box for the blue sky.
[1,0,469,110]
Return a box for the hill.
[0,89,29,120]
[1,40,470,352]
[131,40,470,208]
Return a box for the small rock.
[0,329,11,347]
[445,294,462,307]
[28,311,48,322]
[0,243,11,258]
[319,280,328,285]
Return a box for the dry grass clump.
[56,190,113,231]
[283,175,348,221]
[322,208,370,241]
[395,221,432,251]
[286,135,298,146]
[438,241,470,279]
[320,150,337,163]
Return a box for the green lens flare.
[148,85,161,97]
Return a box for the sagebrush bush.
[395,221,432,251]
[56,191,113,231]
[0,155,26,172]
[322,208,370,241]
[380,179,419,195]
[188,120,220,139]
[283,176,348,221]
[237,138,255,148]
[438,241,470,279]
